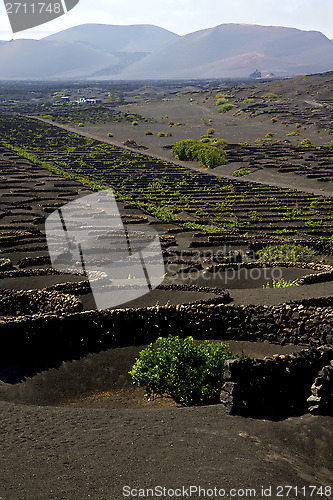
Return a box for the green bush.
[145,130,153,135]
[218,104,236,113]
[207,128,215,136]
[107,133,113,137]
[300,138,312,147]
[129,335,237,406]
[158,132,165,137]
[215,98,228,106]
[265,132,274,138]
[132,121,138,126]
[211,138,228,146]
[173,139,226,168]
[232,168,251,177]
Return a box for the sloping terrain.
[0,39,119,79]
[0,24,179,79]
[120,24,333,79]
[43,23,179,53]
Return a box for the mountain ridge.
[0,23,332,80]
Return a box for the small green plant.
[132,121,138,126]
[264,93,278,99]
[263,278,298,288]
[265,132,274,138]
[232,168,251,177]
[168,120,174,127]
[286,132,299,137]
[211,138,228,146]
[215,96,228,106]
[166,132,172,137]
[327,129,333,135]
[107,133,113,137]
[218,104,236,113]
[158,132,165,137]
[242,98,256,104]
[77,122,84,127]
[257,244,315,263]
[145,130,153,135]
[129,335,237,406]
[207,128,215,136]
[300,138,312,147]
[271,117,277,123]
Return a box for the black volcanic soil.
[1,76,333,499]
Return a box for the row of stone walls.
[1,297,332,375]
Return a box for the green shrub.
[328,129,333,135]
[265,132,274,138]
[271,117,277,123]
[300,138,312,147]
[77,122,84,127]
[132,121,138,126]
[232,168,251,177]
[158,132,165,137]
[168,120,174,127]
[211,138,228,146]
[218,104,236,113]
[242,98,256,104]
[145,130,153,135]
[166,132,172,137]
[129,335,237,406]
[207,128,215,136]
[215,97,228,106]
[173,139,226,168]
[286,132,299,137]
[197,146,225,169]
[107,133,113,137]
[263,278,298,288]
[201,138,211,143]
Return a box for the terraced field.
[1,114,333,242]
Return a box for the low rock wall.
[220,346,333,417]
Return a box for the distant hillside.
[43,23,179,53]
[119,24,333,80]
[0,39,118,79]
[0,23,332,80]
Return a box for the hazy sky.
[0,0,333,40]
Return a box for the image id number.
[5,3,62,14]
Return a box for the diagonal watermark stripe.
[45,189,165,310]
[4,0,79,33]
